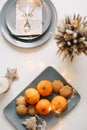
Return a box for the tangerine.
[37,80,53,96]
[51,96,67,114]
[36,99,51,115]
[24,88,40,105]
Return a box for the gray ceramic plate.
[6,0,51,40]
[0,0,57,48]
[3,66,80,130]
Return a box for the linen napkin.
[15,0,42,36]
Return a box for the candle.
[0,77,10,94]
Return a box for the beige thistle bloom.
[55,14,87,61]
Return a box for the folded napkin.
[15,0,42,36]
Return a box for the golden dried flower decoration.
[55,14,87,61]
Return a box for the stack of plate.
[0,0,57,48]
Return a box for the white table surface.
[0,0,87,130]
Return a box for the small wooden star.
[23,116,37,130]
[5,68,18,80]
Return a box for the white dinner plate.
[6,0,51,41]
[0,0,57,48]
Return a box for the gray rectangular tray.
[3,66,80,130]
